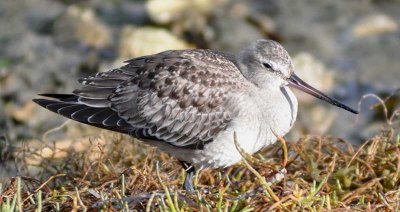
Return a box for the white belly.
[148,117,270,169]
[148,86,298,169]
[194,117,273,168]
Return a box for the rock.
[22,136,107,163]
[288,105,338,139]
[146,0,224,45]
[267,0,373,61]
[339,34,400,92]
[0,0,64,38]
[352,14,398,38]
[211,16,263,52]
[0,99,7,137]
[118,26,192,59]
[54,5,111,49]
[4,32,82,99]
[286,52,338,137]
[8,101,37,123]
[146,0,187,24]
[94,1,150,26]
[146,0,217,25]
[208,1,277,52]
[292,53,334,104]
[0,30,84,138]
[0,71,14,97]
[227,1,276,35]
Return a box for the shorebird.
[33,39,358,192]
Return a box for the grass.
[0,111,399,211]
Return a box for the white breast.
[196,116,269,168]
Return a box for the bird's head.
[238,39,358,114]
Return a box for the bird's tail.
[33,94,132,134]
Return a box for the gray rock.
[351,14,398,38]
[118,26,192,59]
[93,1,150,26]
[210,1,266,52]
[338,31,400,92]
[146,0,217,25]
[0,0,64,38]
[292,53,334,104]
[53,5,112,49]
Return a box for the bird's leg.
[179,161,196,193]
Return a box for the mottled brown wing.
[74,50,249,148]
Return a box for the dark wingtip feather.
[32,98,57,109]
[32,98,45,107]
[33,98,133,135]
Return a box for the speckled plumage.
[34,39,357,191]
[76,49,250,149]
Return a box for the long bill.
[288,73,358,114]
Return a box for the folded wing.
[34,50,249,149]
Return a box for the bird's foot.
[180,161,196,193]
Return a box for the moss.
[0,124,399,211]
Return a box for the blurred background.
[0,0,399,180]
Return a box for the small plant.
[1,111,399,210]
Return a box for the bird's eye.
[263,63,272,69]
